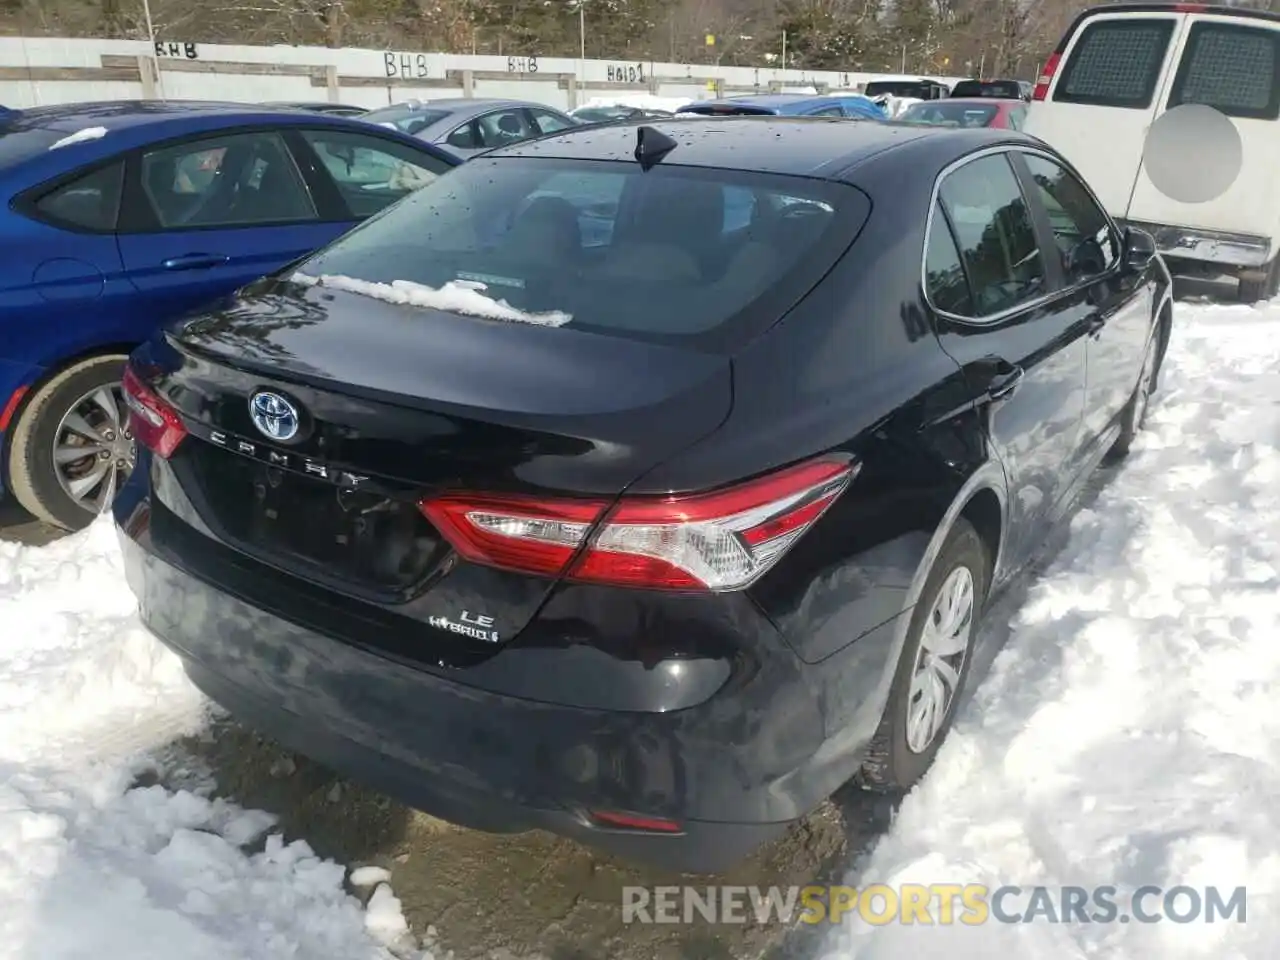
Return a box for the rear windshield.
[1053,18,1176,108]
[361,105,451,136]
[950,80,1023,99]
[865,81,934,98]
[573,107,633,122]
[678,104,773,116]
[901,102,998,127]
[292,156,868,348]
[1168,20,1280,120]
[0,124,63,169]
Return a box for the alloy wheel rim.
[51,383,135,514]
[906,565,974,754]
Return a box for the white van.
[1023,3,1280,301]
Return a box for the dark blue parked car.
[0,100,457,529]
[677,93,886,120]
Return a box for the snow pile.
[294,272,572,326]
[48,126,108,149]
[577,93,692,113]
[821,299,1280,957]
[0,518,420,959]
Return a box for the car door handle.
[162,254,230,271]
[987,365,1025,402]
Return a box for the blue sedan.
[0,100,458,529]
[676,93,887,120]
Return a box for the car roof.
[679,94,847,114]
[1070,1,1280,23]
[0,99,458,190]
[374,98,537,112]
[486,115,1018,179]
[267,100,363,110]
[7,99,331,133]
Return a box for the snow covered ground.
[822,298,1280,957]
[0,527,421,956]
[1,296,1278,959]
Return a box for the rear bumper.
[1121,219,1272,270]
[114,474,872,872]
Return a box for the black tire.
[6,354,132,531]
[859,517,990,791]
[1238,257,1279,303]
[1108,328,1162,461]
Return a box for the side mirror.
[1122,226,1157,273]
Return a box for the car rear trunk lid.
[146,282,732,663]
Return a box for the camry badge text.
[208,430,369,489]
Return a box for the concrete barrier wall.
[0,37,968,111]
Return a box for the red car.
[898,97,1028,130]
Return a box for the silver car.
[360,98,580,160]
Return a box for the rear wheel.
[6,354,135,531]
[859,517,989,791]
[1238,257,1280,303]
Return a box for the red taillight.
[418,457,857,592]
[1032,52,1061,101]
[588,810,682,833]
[121,365,187,459]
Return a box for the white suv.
[1023,2,1280,301]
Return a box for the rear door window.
[294,157,869,348]
[1167,20,1280,120]
[135,130,317,230]
[938,153,1047,318]
[1053,18,1176,109]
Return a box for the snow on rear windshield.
[293,156,862,342]
[48,126,108,149]
[292,273,571,326]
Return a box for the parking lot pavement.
[183,721,874,960]
[0,500,64,546]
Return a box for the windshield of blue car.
[361,105,451,136]
[901,102,998,127]
[291,156,868,347]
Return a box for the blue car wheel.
[6,354,134,530]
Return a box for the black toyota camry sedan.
[114,116,1172,872]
